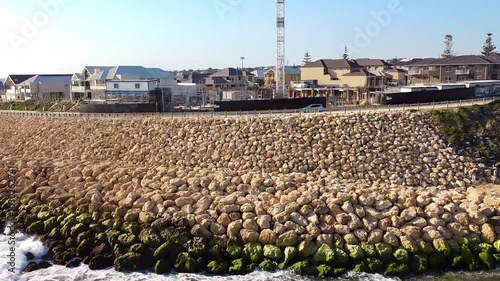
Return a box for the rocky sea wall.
[0,108,499,277]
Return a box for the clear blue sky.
[0,0,499,77]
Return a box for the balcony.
[408,70,422,75]
[71,86,90,93]
[456,69,470,75]
[90,84,106,90]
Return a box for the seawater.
[1,229,499,281]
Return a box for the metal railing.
[0,96,498,120]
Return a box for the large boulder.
[174,252,198,273]
[263,244,283,260]
[24,261,52,272]
[345,244,365,260]
[313,244,335,264]
[138,229,162,249]
[297,241,318,258]
[206,260,229,275]
[154,259,173,274]
[278,246,297,270]
[89,255,114,270]
[243,242,264,263]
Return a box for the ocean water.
[1,228,499,281]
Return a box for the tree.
[442,35,456,58]
[303,51,312,65]
[482,33,497,56]
[343,45,349,59]
[390,57,402,64]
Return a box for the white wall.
[172,83,197,96]
[105,81,155,92]
[158,78,177,87]
[222,91,252,101]
[29,82,71,99]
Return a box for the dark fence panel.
[80,103,158,113]
[214,97,326,112]
[384,88,475,105]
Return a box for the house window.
[475,76,482,80]
[114,84,119,89]
[135,84,140,89]
[428,67,436,71]
[445,66,452,72]
[445,76,452,82]
[458,65,467,69]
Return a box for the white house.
[19,75,72,100]
[222,90,253,101]
[3,74,72,101]
[3,75,35,101]
[0,79,5,101]
[71,66,114,101]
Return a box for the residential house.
[176,71,212,103]
[263,66,301,89]
[355,58,392,72]
[0,79,5,101]
[177,71,210,85]
[19,75,72,100]
[407,55,500,85]
[3,75,35,101]
[385,68,408,86]
[205,68,253,89]
[71,66,114,100]
[103,66,176,103]
[251,69,268,87]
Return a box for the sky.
[0,0,499,77]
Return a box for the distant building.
[20,75,72,100]
[222,90,253,101]
[263,66,301,89]
[205,68,253,89]
[3,75,35,101]
[407,54,500,85]
[71,66,114,100]
[0,79,5,101]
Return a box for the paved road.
[0,97,498,119]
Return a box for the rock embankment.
[0,110,499,277]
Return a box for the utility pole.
[240,56,245,70]
[275,0,286,99]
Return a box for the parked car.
[302,104,325,111]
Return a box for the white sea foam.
[1,227,48,281]
[3,232,498,281]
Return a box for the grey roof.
[356,58,392,67]
[433,55,492,65]
[303,59,361,69]
[6,75,36,85]
[211,77,230,84]
[485,53,500,63]
[407,58,440,66]
[0,78,5,84]
[85,66,114,75]
[410,55,497,66]
[72,73,83,81]
[342,69,372,77]
[88,69,111,81]
[106,66,175,80]
[386,68,408,73]
[211,68,243,77]
[21,75,72,85]
[252,69,268,78]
